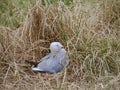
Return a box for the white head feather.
[50,42,64,53]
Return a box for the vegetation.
[0,0,120,90]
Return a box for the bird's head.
[50,42,64,53]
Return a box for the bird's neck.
[51,49,66,58]
[51,52,57,57]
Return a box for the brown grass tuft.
[0,1,120,90]
[20,1,73,60]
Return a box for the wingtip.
[25,60,38,66]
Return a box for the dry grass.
[0,0,120,90]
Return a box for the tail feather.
[25,60,38,67]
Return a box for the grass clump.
[0,0,120,90]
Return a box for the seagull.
[26,42,69,74]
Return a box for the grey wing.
[35,57,63,73]
[32,53,51,68]
[39,53,51,62]
[32,58,50,72]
